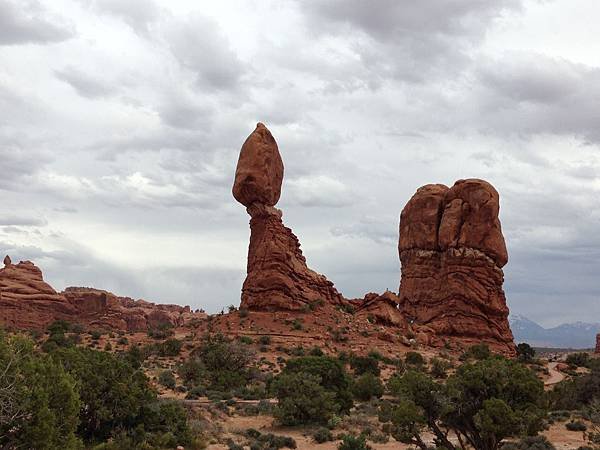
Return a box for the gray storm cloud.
[0,0,598,326]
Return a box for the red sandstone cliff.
[0,258,203,331]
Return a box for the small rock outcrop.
[595,334,600,354]
[4,255,11,267]
[234,123,344,311]
[398,179,515,354]
[353,291,406,328]
[0,259,202,331]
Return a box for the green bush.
[313,427,333,443]
[566,352,590,368]
[404,351,424,367]
[350,355,380,376]
[239,336,253,345]
[382,357,547,450]
[565,420,587,431]
[159,338,183,356]
[244,430,297,449]
[460,343,492,361]
[159,370,176,389]
[516,343,536,362]
[500,436,556,450]
[273,372,338,425]
[188,333,256,390]
[147,323,174,340]
[282,356,353,413]
[90,330,102,340]
[352,373,384,401]
[337,434,372,450]
[0,333,81,450]
[429,357,452,378]
[309,346,324,357]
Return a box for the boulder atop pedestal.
[233,122,284,208]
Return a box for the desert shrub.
[404,351,424,367]
[0,332,81,450]
[245,430,297,449]
[90,330,102,340]
[188,333,256,390]
[549,362,600,410]
[42,320,79,351]
[239,335,253,345]
[147,323,174,340]
[352,373,384,401]
[50,346,192,445]
[516,343,536,363]
[292,319,303,331]
[381,357,547,450]
[331,328,349,342]
[313,427,333,443]
[185,385,206,399]
[566,352,590,368]
[290,346,305,356]
[309,346,324,356]
[159,338,183,356]
[104,342,112,351]
[500,436,556,450]
[337,434,372,450]
[259,335,271,345]
[124,345,145,369]
[350,355,380,376]
[117,336,128,346]
[566,420,587,431]
[429,357,452,378]
[159,370,176,389]
[273,372,338,425]
[282,356,353,413]
[460,343,492,361]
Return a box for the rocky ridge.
[0,258,203,331]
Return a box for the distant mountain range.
[510,315,600,349]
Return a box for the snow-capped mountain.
[509,315,600,348]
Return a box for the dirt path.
[544,362,566,388]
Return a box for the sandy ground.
[203,412,590,450]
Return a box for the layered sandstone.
[398,179,514,354]
[234,124,343,311]
[353,291,406,328]
[0,258,201,331]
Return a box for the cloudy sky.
[1,0,599,326]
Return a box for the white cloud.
[1,0,600,324]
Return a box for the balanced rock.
[234,124,343,311]
[398,179,514,354]
[3,255,11,267]
[233,123,284,207]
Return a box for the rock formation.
[398,179,515,354]
[353,291,406,328]
[0,259,202,331]
[595,334,600,354]
[234,123,344,311]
